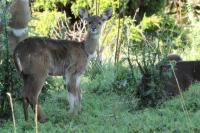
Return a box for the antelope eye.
[98,22,101,25]
[88,21,91,24]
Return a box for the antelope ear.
[101,7,112,21]
[78,7,89,21]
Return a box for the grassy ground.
[1,80,200,133]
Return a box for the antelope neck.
[83,33,99,57]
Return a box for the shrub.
[84,60,115,94]
[113,62,137,95]
[122,15,187,106]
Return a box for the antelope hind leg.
[22,74,47,123]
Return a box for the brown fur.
[9,0,30,28]
[162,61,200,96]
[14,7,112,123]
[0,0,30,53]
[167,54,182,62]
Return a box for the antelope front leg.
[67,75,81,115]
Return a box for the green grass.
[1,80,200,133]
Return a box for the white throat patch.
[91,34,99,40]
[11,27,28,37]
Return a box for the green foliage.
[29,11,64,36]
[70,0,118,16]
[84,60,115,94]
[157,16,190,50]
[143,0,165,16]
[0,0,22,119]
[40,77,65,101]
[32,0,118,17]
[162,83,200,112]
[32,0,67,11]
[85,60,104,80]
[84,60,137,99]
[113,62,138,96]
[84,60,137,95]
[0,0,10,118]
[43,77,64,91]
[140,14,190,50]
[181,24,200,60]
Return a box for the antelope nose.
[91,27,96,32]
[90,27,97,33]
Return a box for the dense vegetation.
[1,0,200,132]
